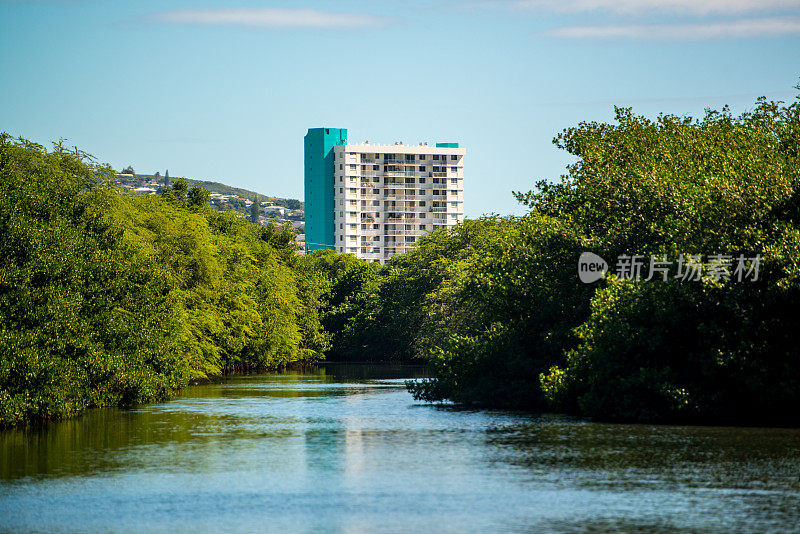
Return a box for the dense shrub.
[0,135,324,427]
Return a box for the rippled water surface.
[2,364,800,533]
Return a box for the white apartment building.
[332,142,465,263]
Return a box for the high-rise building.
[304,127,465,263]
[304,127,348,253]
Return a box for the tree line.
[3,92,799,427]
[0,135,326,427]
[306,94,800,425]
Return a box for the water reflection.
[1,363,799,533]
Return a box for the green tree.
[187,185,210,207]
[250,195,261,223]
[0,134,327,428]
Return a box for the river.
[1,364,799,533]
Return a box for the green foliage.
[250,195,260,223]
[530,95,800,423]
[176,178,302,210]
[399,214,591,407]
[0,135,325,427]
[301,250,382,360]
[321,92,800,424]
[187,186,210,207]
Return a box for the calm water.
[1,364,800,533]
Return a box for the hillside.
[182,178,303,210]
[118,169,303,210]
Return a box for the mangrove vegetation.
[0,135,326,427]
[320,95,800,425]
[3,92,800,427]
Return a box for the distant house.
[294,233,306,253]
[265,206,287,217]
[133,187,157,195]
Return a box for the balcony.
[385,229,424,236]
[383,194,417,200]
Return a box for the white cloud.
[150,8,386,29]
[509,0,800,16]
[548,17,800,39]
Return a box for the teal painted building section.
[435,142,459,148]
[304,127,347,253]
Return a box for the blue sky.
[1,0,799,216]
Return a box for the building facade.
[304,127,465,263]
[304,127,348,253]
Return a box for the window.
[339,164,343,170]
[419,166,426,172]
[339,236,343,241]
[433,190,440,195]
[373,224,379,229]
[420,224,426,230]
[450,167,457,172]
[339,177,342,182]
[419,190,426,195]
[433,155,439,160]
[373,200,380,206]
[339,188,343,193]
[433,178,440,184]
[350,164,357,170]
[419,213,426,218]
[419,178,426,184]
[419,201,426,206]
[419,155,426,161]
[373,165,379,171]
[451,178,458,183]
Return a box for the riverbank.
[310,95,800,425]
[0,135,326,428]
